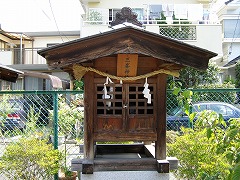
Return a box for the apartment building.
[213,0,240,80]
[1,0,238,90]
[80,0,222,55]
[0,29,80,90]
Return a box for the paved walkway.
[79,171,177,180]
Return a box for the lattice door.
[95,82,156,134]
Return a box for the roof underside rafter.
[38,26,218,77]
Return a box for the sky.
[0,0,84,32]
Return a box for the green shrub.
[166,131,179,144]
[0,137,63,180]
[169,85,240,179]
[200,116,240,180]
[168,109,240,179]
[167,127,230,179]
[194,83,236,104]
[49,97,84,139]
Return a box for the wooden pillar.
[156,74,169,173]
[156,74,167,160]
[83,72,94,174]
[69,75,75,90]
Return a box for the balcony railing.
[0,48,46,65]
[159,25,196,40]
[82,19,219,26]
[81,19,218,41]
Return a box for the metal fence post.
[189,105,193,129]
[53,92,59,180]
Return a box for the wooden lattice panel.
[95,82,156,134]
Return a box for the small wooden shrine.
[38,7,217,174]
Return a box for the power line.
[34,0,51,21]
[48,0,70,42]
[228,11,240,55]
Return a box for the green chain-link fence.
[166,88,240,131]
[0,89,239,179]
[0,90,84,180]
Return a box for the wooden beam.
[94,158,156,171]
[96,144,145,154]
[156,74,167,160]
[83,72,94,174]
[94,132,157,142]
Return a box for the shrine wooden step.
[94,158,157,171]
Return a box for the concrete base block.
[82,160,94,174]
[157,160,169,173]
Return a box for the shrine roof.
[38,23,217,73]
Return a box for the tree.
[235,61,240,88]
[178,62,220,89]
[169,87,240,180]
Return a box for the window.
[109,9,121,22]
[210,104,227,115]
[210,104,235,116]
[132,8,144,21]
[224,19,240,38]
[193,104,207,112]
[149,5,162,20]
[109,8,144,22]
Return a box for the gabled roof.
[38,25,217,75]
[0,29,32,41]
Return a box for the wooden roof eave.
[0,64,24,82]
[38,26,218,71]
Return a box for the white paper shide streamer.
[142,78,151,104]
[102,77,114,107]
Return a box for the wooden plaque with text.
[117,54,138,77]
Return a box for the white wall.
[81,25,109,37]
[185,24,222,55]
[0,51,12,65]
[227,42,240,61]
[33,36,80,48]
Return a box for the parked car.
[0,99,27,134]
[167,101,240,131]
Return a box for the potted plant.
[0,136,63,179]
[58,135,78,180]
[58,167,77,180]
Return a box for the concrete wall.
[185,24,222,55]
[0,51,12,65]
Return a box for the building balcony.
[0,47,46,65]
[0,20,223,66]
[81,19,222,57]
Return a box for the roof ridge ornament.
[110,7,142,27]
